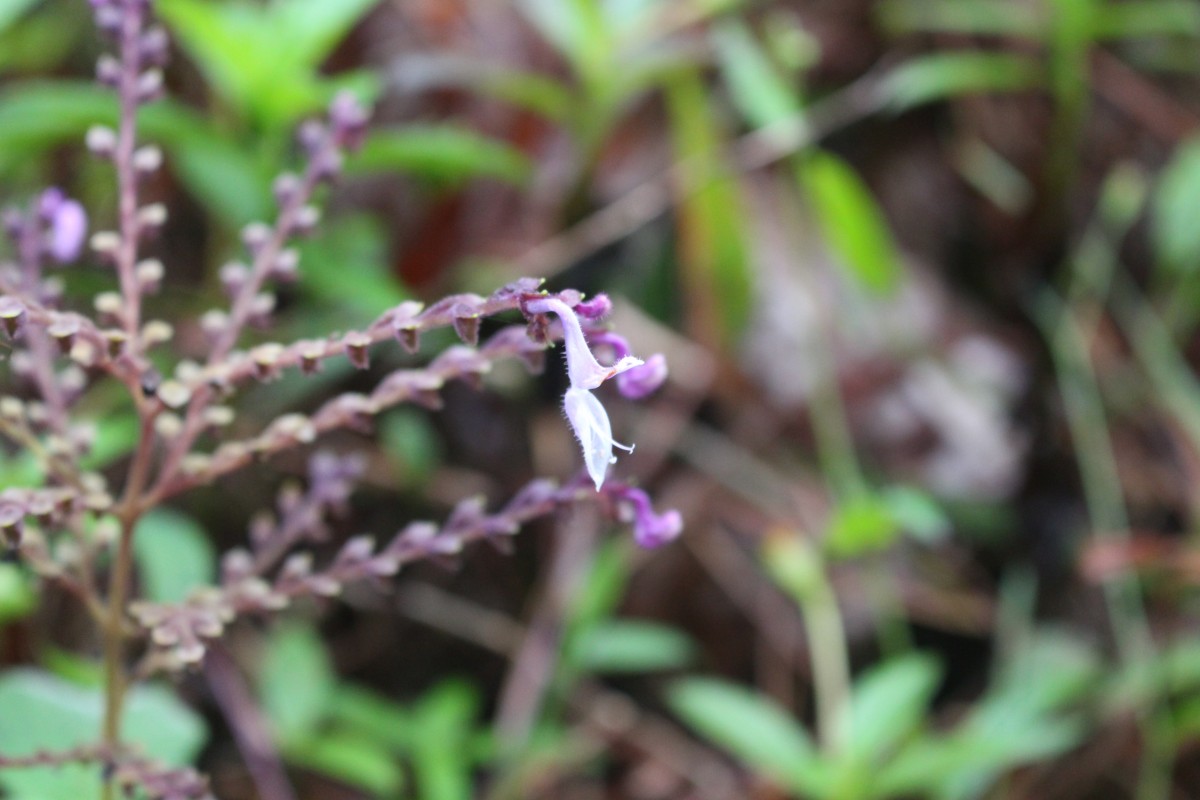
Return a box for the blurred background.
[5,0,1200,797]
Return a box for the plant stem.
[99,412,157,800]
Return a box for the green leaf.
[157,0,268,117]
[272,0,382,68]
[296,214,406,321]
[841,654,941,763]
[0,82,115,167]
[158,0,375,126]
[881,486,951,544]
[664,69,754,345]
[325,684,412,751]
[349,127,532,185]
[876,0,1043,38]
[884,52,1043,111]
[565,538,631,633]
[0,9,85,75]
[568,620,696,673]
[0,83,270,224]
[799,150,904,296]
[1093,0,1200,40]
[80,413,140,472]
[132,509,216,604]
[824,494,899,558]
[0,0,38,37]
[668,678,828,796]
[380,409,443,486]
[261,621,336,745]
[1153,136,1200,275]
[0,563,35,624]
[517,0,612,85]
[0,668,207,799]
[713,18,798,128]
[147,102,273,226]
[411,680,480,800]
[286,731,404,796]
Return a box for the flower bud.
[86,125,117,158]
[133,145,163,174]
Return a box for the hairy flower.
[525,296,643,489]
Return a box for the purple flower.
[38,189,88,263]
[573,293,612,321]
[613,486,682,548]
[617,353,668,399]
[525,296,643,490]
[586,331,668,400]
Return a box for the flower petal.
[564,387,616,490]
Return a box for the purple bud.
[587,330,631,360]
[95,55,121,87]
[574,294,612,320]
[39,190,87,263]
[328,91,369,151]
[140,26,170,67]
[297,120,326,155]
[617,353,668,400]
[273,173,302,206]
[612,486,681,548]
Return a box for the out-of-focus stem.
[113,4,144,352]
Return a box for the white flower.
[526,296,643,489]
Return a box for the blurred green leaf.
[800,149,904,296]
[824,495,899,558]
[568,619,696,673]
[1093,0,1200,40]
[132,508,216,604]
[713,18,798,128]
[158,0,379,126]
[517,0,612,87]
[0,563,35,625]
[286,731,404,796]
[566,538,631,633]
[296,214,405,321]
[0,82,114,166]
[80,413,139,472]
[0,83,270,224]
[381,409,443,486]
[157,0,270,118]
[878,633,1093,798]
[0,450,42,491]
[326,684,412,752]
[842,654,941,763]
[0,668,207,799]
[1153,136,1200,275]
[0,0,38,37]
[411,680,479,800]
[882,486,951,544]
[149,103,273,226]
[668,677,829,796]
[762,533,825,603]
[0,10,84,75]
[349,127,532,186]
[876,0,1042,38]
[884,53,1043,111]
[40,647,104,687]
[664,69,754,345]
[272,0,382,68]
[261,621,336,745]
